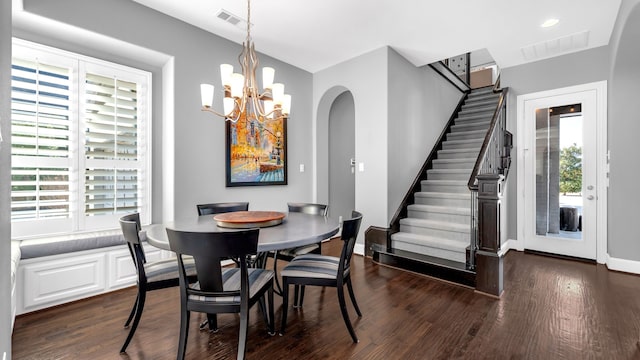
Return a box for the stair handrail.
[467,87,510,191]
[429,60,471,93]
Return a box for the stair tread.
[415,191,469,199]
[444,138,483,145]
[426,169,472,174]
[407,204,471,215]
[438,148,481,154]
[448,129,487,136]
[432,158,476,163]
[391,232,469,251]
[421,179,468,184]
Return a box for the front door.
[519,83,606,260]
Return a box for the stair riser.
[447,132,485,141]
[441,142,482,151]
[399,224,469,242]
[432,161,475,170]
[458,109,495,118]
[451,122,491,133]
[407,209,471,225]
[456,114,493,122]
[460,106,496,115]
[437,151,479,160]
[465,96,499,105]
[391,241,466,263]
[427,171,470,181]
[415,195,470,207]
[421,182,469,193]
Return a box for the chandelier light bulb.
[231,73,244,98]
[200,84,214,107]
[272,83,284,105]
[223,97,235,116]
[282,94,292,115]
[263,67,275,89]
[220,64,234,86]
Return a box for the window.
[11,39,152,238]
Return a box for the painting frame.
[225,115,288,187]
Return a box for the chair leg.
[237,307,249,360]
[124,292,139,328]
[337,284,358,343]
[268,284,275,335]
[205,314,218,333]
[272,251,284,295]
[346,278,362,317]
[279,277,289,336]
[177,307,190,360]
[293,285,300,308]
[120,288,146,353]
[298,285,306,307]
[258,296,269,328]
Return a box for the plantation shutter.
[11,39,151,238]
[84,72,143,217]
[10,58,72,221]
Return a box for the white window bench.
[14,229,174,316]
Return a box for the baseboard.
[501,239,522,254]
[355,243,365,256]
[606,254,640,275]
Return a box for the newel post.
[475,174,504,297]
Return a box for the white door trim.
[516,81,608,263]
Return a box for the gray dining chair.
[119,213,197,354]
[280,211,363,343]
[196,202,249,216]
[271,203,328,295]
[166,228,275,360]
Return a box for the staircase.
[390,87,501,265]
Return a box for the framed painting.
[225,114,287,187]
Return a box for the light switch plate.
[358,162,364,172]
[299,164,305,172]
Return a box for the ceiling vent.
[216,9,249,29]
[521,30,590,62]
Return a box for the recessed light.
[541,18,560,28]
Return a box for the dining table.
[144,211,340,255]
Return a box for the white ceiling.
[133,0,622,73]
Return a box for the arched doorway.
[328,91,355,219]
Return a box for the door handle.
[587,195,595,200]
[587,185,594,190]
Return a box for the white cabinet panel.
[107,244,162,289]
[21,253,105,312]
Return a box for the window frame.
[11,38,152,239]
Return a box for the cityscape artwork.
[225,114,287,187]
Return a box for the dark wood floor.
[12,240,640,359]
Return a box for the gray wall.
[387,48,463,219]
[500,45,610,242]
[608,0,640,260]
[18,0,314,220]
[314,47,389,242]
[1,0,12,356]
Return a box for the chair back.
[120,213,147,282]
[287,202,328,216]
[166,228,259,294]
[338,211,363,279]
[197,202,249,216]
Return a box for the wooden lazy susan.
[213,211,286,228]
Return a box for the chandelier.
[200,0,291,123]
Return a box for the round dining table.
[144,212,340,253]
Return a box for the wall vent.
[521,30,590,62]
[216,9,249,29]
